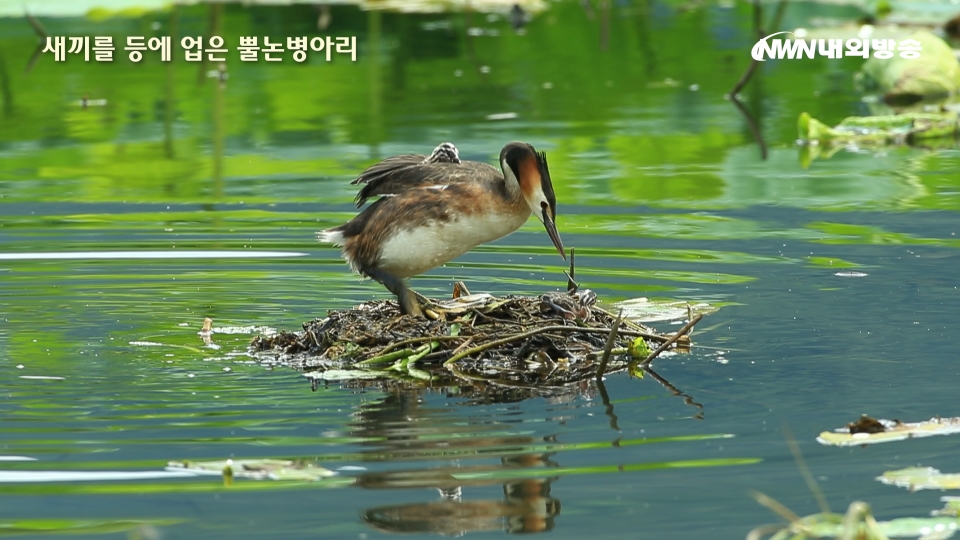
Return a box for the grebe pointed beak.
[542,207,566,260]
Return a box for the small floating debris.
[200,317,213,335]
[834,271,869,278]
[817,415,960,447]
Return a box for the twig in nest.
[306,330,321,348]
[377,334,463,355]
[450,336,475,356]
[469,308,524,327]
[591,304,649,335]
[640,313,703,367]
[596,310,622,379]
[443,324,670,366]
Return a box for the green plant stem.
[356,348,415,366]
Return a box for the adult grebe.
[320,142,565,316]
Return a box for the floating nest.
[250,280,702,388]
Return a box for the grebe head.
[500,142,566,260]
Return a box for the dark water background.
[2,1,960,538]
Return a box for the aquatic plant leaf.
[798,110,959,146]
[879,467,960,491]
[613,298,718,323]
[759,502,960,540]
[798,516,960,539]
[805,256,860,269]
[817,416,960,447]
[304,370,385,381]
[934,498,960,517]
[166,459,337,481]
[0,518,183,536]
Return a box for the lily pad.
[166,459,337,481]
[817,416,960,447]
[753,500,960,540]
[0,519,183,536]
[934,498,960,517]
[798,110,959,145]
[613,297,719,323]
[879,467,960,491]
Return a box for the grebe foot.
[412,290,444,320]
[366,268,423,317]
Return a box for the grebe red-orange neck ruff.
[319,141,565,317]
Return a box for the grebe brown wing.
[351,143,488,207]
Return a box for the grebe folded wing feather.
[351,143,465,207]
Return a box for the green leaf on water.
[772,514,960,539]
[878,467,960,491]
[817,416,960,447]
[934,498,960,517]
[756,500,960,540]
[805,256,860,269]
[166,458,337,481]
[614,297,719,323]
[0,518,183,536]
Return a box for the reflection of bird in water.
[350,391,561,535]
[320,142,566,317]
[510,4,529,33]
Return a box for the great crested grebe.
[319,142,566,317]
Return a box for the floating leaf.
[754,500,960,540]
[166,459,337,481]
[934,498,960,517]
[817,416,960,447]
[798,110,959,146]
[0,519,183,536]
[614,298,718,323]
[304,370,384,381]
[879,467,960,491]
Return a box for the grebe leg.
[366,267,423,317]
